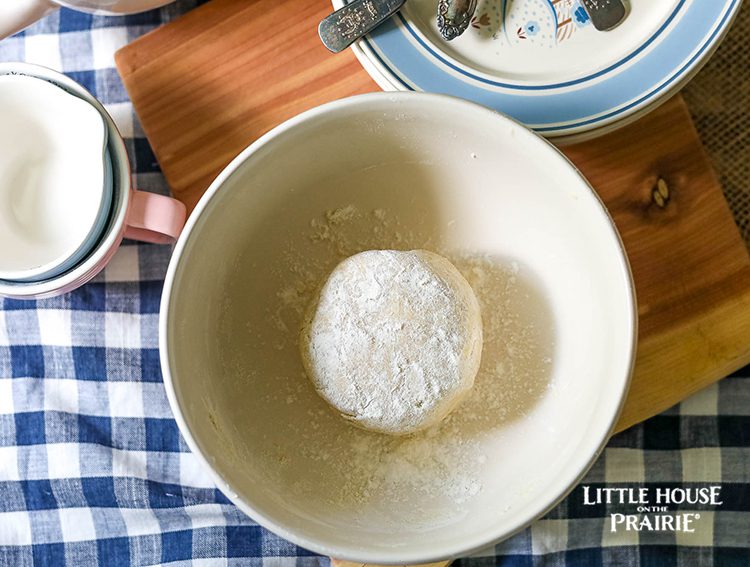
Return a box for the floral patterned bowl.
[334,0,742,140]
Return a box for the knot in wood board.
[653,178,670,208]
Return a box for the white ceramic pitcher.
[0,0,173,40]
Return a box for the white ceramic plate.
[334,0,742,138]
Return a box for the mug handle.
[124,190,187,245]
[0,0,58,40]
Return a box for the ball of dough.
[300,250,483,435]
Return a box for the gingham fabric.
[0,1,748,565]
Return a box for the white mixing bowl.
[160,93,637,563]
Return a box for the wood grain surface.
[116,0,750,434]
[566,99,750,430]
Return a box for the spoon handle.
[580,0,629,31]
[319,0,407,53]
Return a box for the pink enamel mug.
[0,63,185,299]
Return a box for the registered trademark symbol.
[695,514,700,519]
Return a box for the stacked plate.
[334,0,743,143]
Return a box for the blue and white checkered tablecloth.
[0,1,748,565]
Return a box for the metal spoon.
[580,0,629,31]
[319,0,479,51]
[437,0,477,40]
[319,0,407,53]
[319,0,629,53]
[437,0,629,41]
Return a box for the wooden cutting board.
[116,0,750,434]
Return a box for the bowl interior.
[164,94,635,561]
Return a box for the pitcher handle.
[124,190,187,245]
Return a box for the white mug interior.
[0,73,113,282]
[0,63,131,299]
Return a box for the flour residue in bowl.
[257,205,555,523]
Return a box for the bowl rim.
[159,91,638,564]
